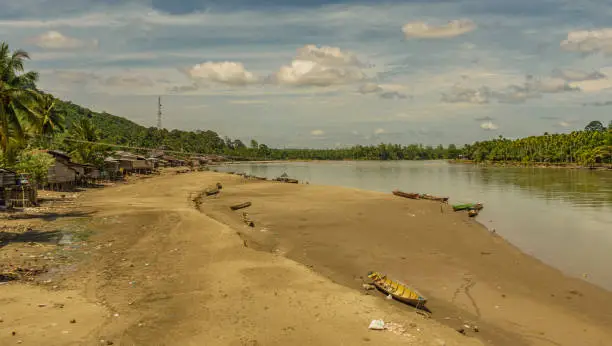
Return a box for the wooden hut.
[103,157,120,180]
[0,168,17,188]
[46,150,78,190]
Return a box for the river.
[216,160,612,290]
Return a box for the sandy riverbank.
[1,171,482,345]
[201,173,612,346]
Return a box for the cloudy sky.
[2,0,612,148]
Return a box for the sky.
[2,0,612,148]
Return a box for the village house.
[46,150,79,190]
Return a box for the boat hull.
[392,190,420,199]
[367,271,427,308]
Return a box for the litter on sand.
[368,319,385,330]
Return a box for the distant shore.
[222,159,612,170]
[447,159,612,170]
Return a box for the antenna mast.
[157,96,162,129]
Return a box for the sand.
[200,174,612,346]
[1,171,483,346]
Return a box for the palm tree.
[35,94,64,136]
[0,42,41,157]
[68,117,107,166]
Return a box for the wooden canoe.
[204,188,219,196]
[230,201,252,211]
[392,189,420,199]
[419,194,449,203]
[367,271,427,308]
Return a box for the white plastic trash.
[368,319,385,330]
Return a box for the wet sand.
[201,175,612,346]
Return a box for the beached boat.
[230,201,252,210]
[392,189,420,199]
[419,194,449,203]
[468,209,479,217]
[367,271,427,308]
[452,203,483,211]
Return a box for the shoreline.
[199,172,612,346]
[2,170,611,345]
[221,159,612,171]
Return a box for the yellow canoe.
[367,271,427,308]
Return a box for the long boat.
[419,194,449,203]
[367,271,427,308]
[452,203,484,211]
[392,189,420,199]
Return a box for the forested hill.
[54,99,234,154]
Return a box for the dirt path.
[1,172,481,345]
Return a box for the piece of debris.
[70,319,76,324]
[457,328,466,335]
[368,319,385,330]
[362,283,376,291]
[473,326,479,333]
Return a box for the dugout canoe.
[230,201,252,211]
[392,189,420,199]
[419,194,449,203]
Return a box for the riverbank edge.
[221,159,612,170]
[197,171,612,345]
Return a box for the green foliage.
[585,120,605,132]
[14,149,54,186]
[0,42,41,157]
[461,124,612,167]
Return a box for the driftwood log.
[230,201,252,210]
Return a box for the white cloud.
[275,45,367,86]
[402,19,476,39]
[374,128,386,135]
[188,62,258,86]
[560,29,612,54]
[310,129,325,136]
[102,75,154,88]
[359,83,383,94]
[29,31,98,50]
[168,84,199,93]
[442,85,490,104]
[51,70,98,84]
[559,121,571,127]
[480,121,499,131]
[359,83,409,99]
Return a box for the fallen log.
[230,201,252,210]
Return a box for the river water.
[217,161,612,290]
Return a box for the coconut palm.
[0,42,41,156]
[33,93,64,136]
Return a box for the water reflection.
[218,161,612,289]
